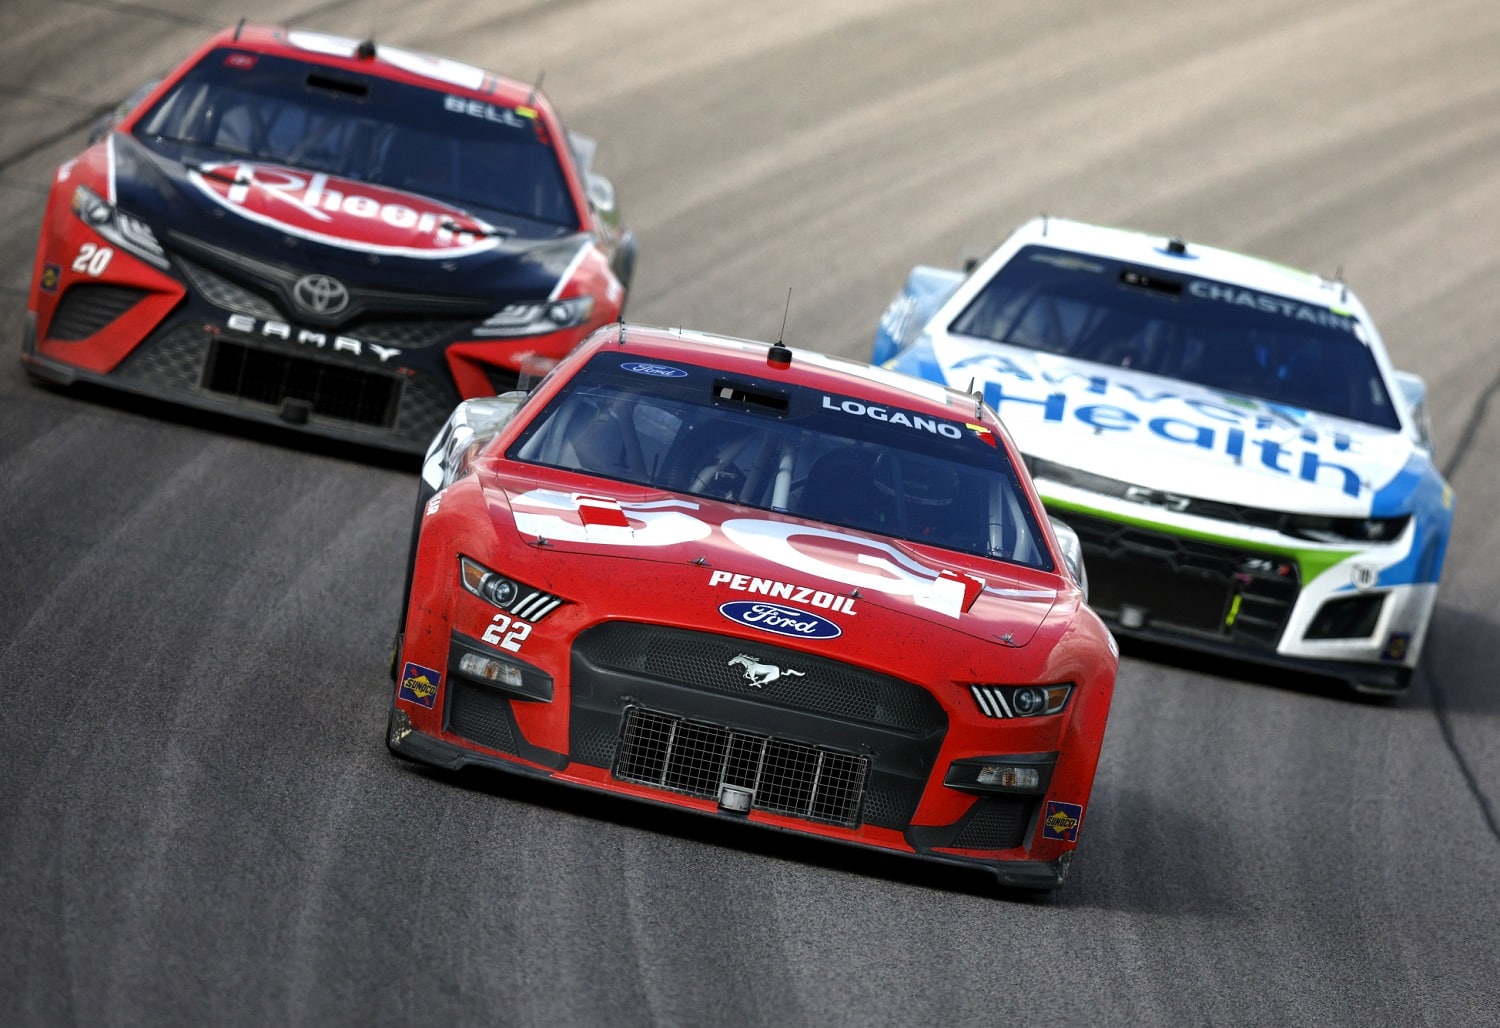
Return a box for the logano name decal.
[822,396,962,438]
[953,354,1373,498]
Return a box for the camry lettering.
[822,396,962,438]
[708,570,857,614]
[225,313,401,362]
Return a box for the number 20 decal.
[72,243,113,277]
[482,612,531,651]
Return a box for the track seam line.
[1425,360,1500,846]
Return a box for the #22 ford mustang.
[875,216,1453,694]
[388,323,1117,889]
[21,22,635,453]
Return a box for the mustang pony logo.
[728,654,805,688]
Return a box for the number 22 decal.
[72,243,114,277]
[482,612,531,651]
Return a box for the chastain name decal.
[225,313,401,363]
[1187,281,1356,333]
[952,353,1370,498]
[822,396,962,438]
[708,570,857,614]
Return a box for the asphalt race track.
[3,2,1499,1025]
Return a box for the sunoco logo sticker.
[718,601,842,639]
[188,163,501,258]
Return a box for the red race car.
[21,22,634,453]
[388,324,1117,888]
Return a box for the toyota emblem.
[292,274,349,316]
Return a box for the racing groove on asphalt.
[3,1,1499,1025]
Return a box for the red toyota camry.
[21,22,634,452]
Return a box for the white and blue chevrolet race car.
[873,216,1453,694]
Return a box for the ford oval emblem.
[718,601,842,640]
[621,361,688,378]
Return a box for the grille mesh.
[47,285,147,340]
[950,799,1031,850]
[576,623,944,734]
[1064,511,1299,647]
[177,257,281,318]
[448,680,519,755]
[204,339,401,427]
[614,707,868,828]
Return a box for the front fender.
[872,264,966,365]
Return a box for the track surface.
[4,2,1499,1025]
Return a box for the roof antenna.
[233,17,245,40]
[1040,211,1049,237]
[1334,264,1348,303]
[527,71,545,107]
[355,38,378,60]
[768,288,793,367]
[968,376,983,418]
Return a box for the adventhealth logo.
[954,354,1367,498]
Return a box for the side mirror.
[585,172,617,216]
[421,392,530,491]
[1393,370,1434,455]
[1049,516,1089,601]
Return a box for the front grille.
[1065,511,1300,648]
[576,622,945,734]
[348,319,460,349]
[203,339,401,427]
[447,679,519,755]
[950,799,1032,851]
[47,285,148,340]
[1305,593,1385,640]
[614,707,868,828]
[177,257,281,318]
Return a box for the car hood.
[110,132,587,300]
[907,332,1422,518]
[486,474,1063,649]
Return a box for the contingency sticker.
[398,661,442,709]
[1042,800,1084,842]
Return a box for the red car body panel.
[390,325,1117,888]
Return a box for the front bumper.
[1055,507,1430,693]
[387,621,1087,889]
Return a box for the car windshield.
[508,352,1055,571]
[132,48,579,229]
[950,245,1399,429]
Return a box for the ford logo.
[718,601,842,639]
[621,361,687,378]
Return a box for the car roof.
[578,324,989,421]
[999,215,1363,314]
[198,23,548,111]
